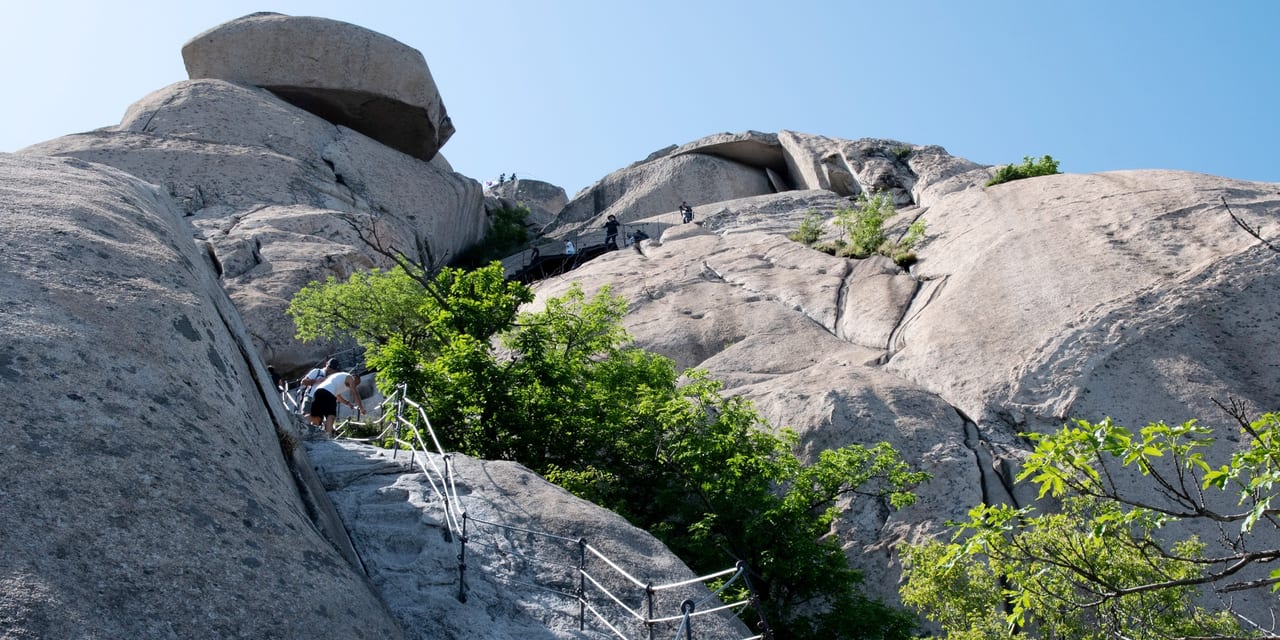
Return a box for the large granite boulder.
[552,151,776,230]
[530,166,1280,607]
[182,12,454,161]
[20,79,486,375]
[488,177,569,231]
[778,130,987,205]
[0,153,404,639]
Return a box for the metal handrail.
[337,385,766,639]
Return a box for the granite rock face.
[21,79,486,374]
[307,440,752,640]
[182,12,454,161]
[530,163,1280,607]
[0,153,404,639]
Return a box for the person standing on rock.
[603,215,620,250]
[565,239,577,255]
[301,358,339,423]
[629,228,649,254]
[680,201,694,224]
[312,370,364,437]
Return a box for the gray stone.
[529,164,1280,612]
[20,79,486,374]
[0,153,403,639]
[778,130,985,206]
[671,130,789,180]
[306,439,754,640]
[552,150,775,229]
[182,12,454,161]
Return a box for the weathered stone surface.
[778,130,986,206]
[0,153,403,639]
[671,130,788,179]
[491,178,568,215]
[890,170,1280,432]
[488,178,568,231]
[530,166,1280,610]
[182,12,454,160]
[20,79,486,374]
[307,440,753,639]
[552,151,775,228]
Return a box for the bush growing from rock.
[788,209,825,244]
[289,263,929,639]
[454,204,531,268]
[798,194,926,268]
[985,154,1061,186]
[900,408,1280,639]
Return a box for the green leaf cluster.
[288,262,931,639]
[901,412,1280,639]
[794,194,926,267]
[454,204,531,268]
[788,209,824,244]
[985,155,1061,187]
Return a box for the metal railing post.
[646,582,655,640]
[457,512,469,603]
[680,599,696,640]
[392,385,404,461]
[740,560,774,640]
[577,538,587,631]
[441,455,453,543]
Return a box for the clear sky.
[3,1,1277,197]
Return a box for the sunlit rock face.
[21,78,486,375]
[0,153,405,639]
[532,158,1280,607]
[182,12,455,161]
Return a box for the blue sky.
[3,1,1277,197]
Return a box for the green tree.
[289,263,931,639]
[841,194,893,258]
[901,403,1280,639]
[985,155,1061,186]
[454,204,531,268]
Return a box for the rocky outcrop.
[20,79,487,374]
[488,178,568,230]
[182,12,454,161]
[0,153,404,639]
[308,440,752,640]
[547,130,987,247]
[778,130,988,205]
[530,167,1280,607]
[553,152,776,229]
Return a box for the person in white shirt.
[311,371,364,437]
[299,359,338,423]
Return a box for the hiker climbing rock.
[629,229,649,254]
[680,201,694,224]
[300,358,339,423]
[312,370,364,437]
[603,215,620,250]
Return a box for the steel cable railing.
[331,384,770,639]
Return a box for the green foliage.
[839,194,893,258]
[900,219,927,252]
[788,209,825,244]
[901,411,1280,639]
[890,145,913,162]
[455,205,531,267]
[806,195,927,268]
[985,155,1061,186]
[289,264,932,639]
